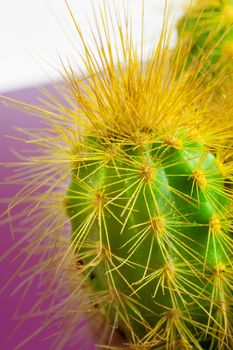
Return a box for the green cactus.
[67,132,233,348]
[61,3,233,349]
[177,0,233,76]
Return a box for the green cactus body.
[67,133,232,348]
[178,0,233,75]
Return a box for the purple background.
[0,86,96,350]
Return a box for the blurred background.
[0,1,185,349]
[0,0,184,93]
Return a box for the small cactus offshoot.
[177,0,233,76]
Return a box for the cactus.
[177,0,233,77]
[3,1,233,350]
[63,5,233,349]
[67,132,233,349]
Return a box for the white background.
[0,0,185,93]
